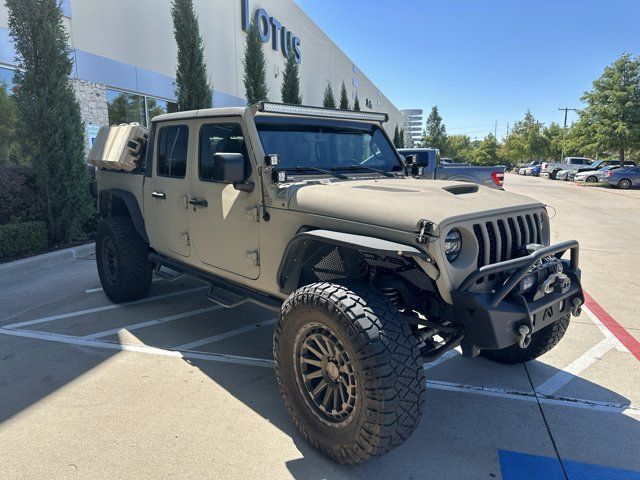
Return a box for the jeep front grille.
[473,212,544,283]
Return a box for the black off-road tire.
[274,282,425,465]
[480,314,570,364]
[96,217,152,303]
[550,169,560,180]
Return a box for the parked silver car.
[574,165,622,183]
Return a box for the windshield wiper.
[283,166,348,179]
[332,165,397,178]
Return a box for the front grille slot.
[472,211,545,285]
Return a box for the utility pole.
[494,120,497,138]
[558,107,577,160]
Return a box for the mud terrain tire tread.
[96,217,152,303]
[480,314,570,364]
[274,282,425,465]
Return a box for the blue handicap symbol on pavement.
[499,450,640,480]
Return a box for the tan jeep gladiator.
[92,102,584,465]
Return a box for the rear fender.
[98,188,148,242]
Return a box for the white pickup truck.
[541,157,594,179]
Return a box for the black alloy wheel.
[294,323,357,425]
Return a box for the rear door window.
[157,125,189,178]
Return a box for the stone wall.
[71,79,109,153]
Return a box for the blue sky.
[295,0,640,140]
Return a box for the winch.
[514,244,571,300]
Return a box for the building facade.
[0,0,403,151]
[401,109,423,148]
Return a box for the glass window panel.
[256,119,402,173]
[157,125,189,178]
[106,89,146,126]
[199,123,249,182]
[0,67,15,92]
[146,97,178,121]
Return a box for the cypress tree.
[323,82,336,108]
[243,19,268,104]
[172,0,212,110]
[7,0,91,242]
[399,127,405,148]
[339,80,349,109]
[393,125,400,147]
[280,50,301,104]
[353,93,361,111]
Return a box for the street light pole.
[558,107,577,160]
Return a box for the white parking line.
[0,327,274,368]
[83,305,223,339]
[2,325,636,417]
[174,318,276,350]
[427,379,640,418]
[3,287,208,330]
[535,338,615,395]
[85,277,163,294]
[0,326,637,417]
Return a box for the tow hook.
[571,297,583,317]
[518,325,532,349]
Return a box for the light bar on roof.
[257,102,388,123]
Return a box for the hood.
[285,177,543,231]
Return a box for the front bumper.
[451,240,584,350]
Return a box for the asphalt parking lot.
[1,174,639,479]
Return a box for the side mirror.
[214,152,246,184]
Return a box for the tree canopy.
[422,106,447,152]
[171,0,212,110]
[323,82,336,108]
[243,19,268,104]
[353,93,360,111]
[500,110,549,161]
[7,0,91,241]
[339,81,349,109]
[580,53,640,163]
[280,50,301,104]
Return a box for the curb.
[0,243,95,277]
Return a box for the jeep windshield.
[255,117,404,176]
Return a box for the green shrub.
[0,165,44,224]
[0,221,48,260]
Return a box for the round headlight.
[444,228,462,262]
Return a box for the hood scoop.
[442,184,479,195]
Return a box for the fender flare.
[277,229,430,295]
[99,188,148,242]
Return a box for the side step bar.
[154,264,185,282]
[148,253,282,312]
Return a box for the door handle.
[188,198,208,208]
[151,191,166,199]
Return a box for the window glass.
[256,118,402,174]
[106,89,146,126]
[157,125,189,178]
[147,97,178,121]
[199,123,249,181]
[0,67,15,91]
